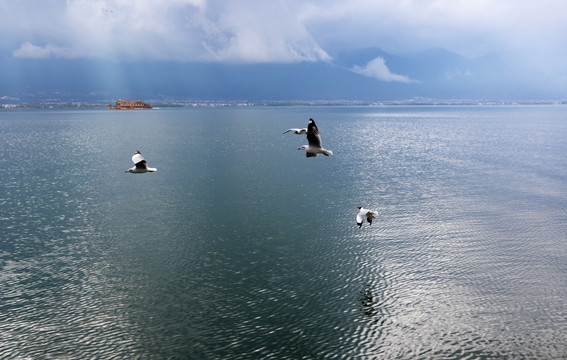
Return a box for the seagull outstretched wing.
[283,128,307,134]
[356,211,365,227]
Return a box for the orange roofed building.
[111,99,153,109]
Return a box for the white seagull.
[356,207,378,228]
[283,128,307,134]
[298,118,333,157]
[125,151,157,173]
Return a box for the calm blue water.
[1,106,566,359]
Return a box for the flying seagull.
[356,207,378,228]
[298,118,333,157]
[125,151,157,173]
[283,128,307,134]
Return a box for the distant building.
[111,99,153,109]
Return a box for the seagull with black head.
[125,151,157,173]
[298,118,333,157]
[356,207,378,228]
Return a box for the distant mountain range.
[1,47,565,104]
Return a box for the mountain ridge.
[1,47,565,103]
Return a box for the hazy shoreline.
[2,99,566,109]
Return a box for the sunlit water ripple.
[1,106,566,359]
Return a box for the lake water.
[1,106,566,359]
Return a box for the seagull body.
[298,118,333,157]
[125,151,157,173]
[283,128,307,134]
[356,207,378,228]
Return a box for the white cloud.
[350,57,415,83]
[12,42,78,59]
[197,1,330,63]
[2,0,567,65]
[5,0,330,63]
[303,0,567,59]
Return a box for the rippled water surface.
[1,106,566,359]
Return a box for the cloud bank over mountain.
[3,0,567,64]
[1,0,567,101]
[4,0,331,63]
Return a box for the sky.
[1,0,567,100]
[2,0,566,63]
